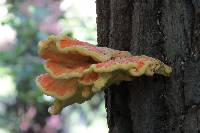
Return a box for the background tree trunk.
[96,0,200,132]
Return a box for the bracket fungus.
[36,35,172,115]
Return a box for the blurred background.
[0,0,108,132]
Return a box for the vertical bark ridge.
[109,0,133,50]
[191,0,200,58]
[96,0,111,47]
[130,0,165,58]
[182,0,200,132]
[129,0,168,132]
[96,0,113,130]
[106,0,133,132]
[161,0,199,132]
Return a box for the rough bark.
[96,0,200,133]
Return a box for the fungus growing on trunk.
[36,35,172,115]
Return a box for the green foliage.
[0,0,106,133]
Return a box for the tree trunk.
[96,0,200,132]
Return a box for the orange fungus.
[36,35,172,115]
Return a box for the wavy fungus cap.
[36,35,172,115]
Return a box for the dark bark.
[96,0,200,133]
